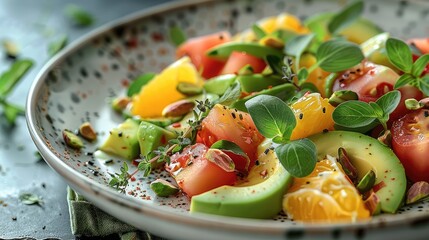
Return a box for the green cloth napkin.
[67,187,163,240]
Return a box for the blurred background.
[0,0,172,238]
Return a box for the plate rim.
[25,0,429,237]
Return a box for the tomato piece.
[176,31,231,79]
[332,62,398,103]
[389,85,424,124]
[220,51,267,75]
[408,38,429,54]
[332,61,423,124]
[391,108,429,182]
[197,104,264,169]
[167,143,237,197]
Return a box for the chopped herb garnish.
[19,193,43,206]
[169,26,187,47]
[65,4,94,27]
[48,35,68,56]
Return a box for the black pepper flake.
[91,170,99,176]
[223,105,227,110]
[323,129,329,133]
[12,217,17,221]
[306,181,310,184]
[85,152,94,156]
[264,148,270,154]
[255,160,260,166]
[118,132,123,137]
[231,112,236,119]
[42,226,46,230]
[322,107,326,113]
[87,160,94,166]
[424,111,429,117]
[41,183,46,189]
[299,113,304,120]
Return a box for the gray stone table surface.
[0,0,173,239]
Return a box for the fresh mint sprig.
[332,90,401,132]
[386,38,429,95]
[245,95,317,177]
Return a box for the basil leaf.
[285,34,315,71]
[48,35,68,56]
[412,54,429,77]
[394,73,415,88]
[169,26,186,47]
[328,0,364,35]
[0,59,33,96]
[65,4,94,27]
[2,101,24,125]
[275,138,317,177]
[252,24,266,40]
[332,100,378,128]
[127,73,156,97]
[245,95,295,143]
[418,75,429,96]
[217,81,241,106]
[211,140,250,171]
[316,39,364,72]
[375,90,401,116]
[386,38,413,73]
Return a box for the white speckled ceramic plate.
[26,0,429,239]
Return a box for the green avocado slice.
[190,139,293,219]
[309,131,406,213]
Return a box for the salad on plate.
[65,0,429,223]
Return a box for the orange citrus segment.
[234,13,309,42]
[290,93,335,140]
[283,155,371,223]
[131,57,203,118]
[298,53,330,96]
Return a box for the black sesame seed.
[118,132,123,137]
[231,112,236,119]
[264,148,270,154]
[255,160,260,166]
[299,113,304,119]
[322,107,326,113]
[424,111,429,117]
[239,114,243,120]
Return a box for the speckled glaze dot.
[26,0,429,239]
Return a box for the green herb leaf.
[265,55,283,75]
[275,138,317,177]
[375,90,401,116]
[0,59,33,96]
[419,75,429,96]
[2,101,24,125]
[169,26,187,47]
[316,39,364,72]
[284,34,314,71]
[412,54,429,77]
[252,24,266,39]
[394,73,415,88]
[332,101,378,128]
[297,68,309,84]
[386,38,413,73]
[127,73,156,97]
[19,193,43,206]
[328,0,364,35]
[217,82,241,106]
[65,4,94,27]
[245,95,295,143]
[48,35,68,56]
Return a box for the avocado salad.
[64,0,429,223]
